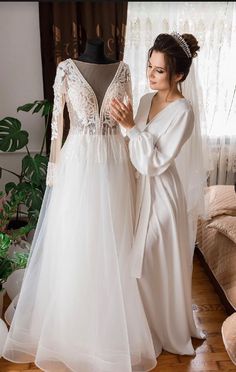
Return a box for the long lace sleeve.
[127,108,194,176]
[124,65,133,106]
[121,64,133,139]
[46,62,66,186]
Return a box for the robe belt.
[131,174,151,278]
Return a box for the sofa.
[196,184,236,365]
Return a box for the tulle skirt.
[3,132,157,372]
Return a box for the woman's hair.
[148,33,200,86]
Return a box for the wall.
[0,2,44,191]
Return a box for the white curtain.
[124,1,236,185]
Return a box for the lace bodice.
[47,59,132,186]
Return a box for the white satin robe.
[127,93,205,356]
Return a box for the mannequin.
[73,38,120,108]
[78,38,117,64]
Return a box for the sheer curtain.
[124,1,236,185]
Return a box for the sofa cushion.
[207,215,236,244]
[205,185,236,220]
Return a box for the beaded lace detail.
[51,64,66,140]
[46,59,132,186]
[46,162,56,187]
[51,59,131,139]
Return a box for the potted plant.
[0,100,53,228]
[0,99,53,317]
[0,191,32,317]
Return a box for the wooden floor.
[0,253,235,372]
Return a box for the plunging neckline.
[146,93,186,126]
[69,58,123,119]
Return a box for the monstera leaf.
[28,208,40,226]
[5,182,17,195]
[0,99,52,229]
[22,154,48,186]
[17,100,53,117]
[5,181,44,220]
[15,182,44,212]
[24,185,44,212]
[0,117,28,152]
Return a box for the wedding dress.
[3,59,157,372]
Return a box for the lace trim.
[101,63,131,127]
[51,60,131,140]
[51,62,66,140]
[70,123,119,136]
[46,162,57,186]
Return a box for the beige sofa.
[196,185,236,365]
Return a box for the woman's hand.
[110,98,135,129]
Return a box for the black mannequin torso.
[78,38,118,64]
[73,38,121,108]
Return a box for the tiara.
[170,32,192,58]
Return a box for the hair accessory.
[170,32,192,58]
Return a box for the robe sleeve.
[46,62,66,187]
[127,108,194,176]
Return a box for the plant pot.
[4,294,18,326]
[4,269,25,301]
[7,218,28,230]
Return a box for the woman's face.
[147,50,170,91]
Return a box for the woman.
[111,32,205,357]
